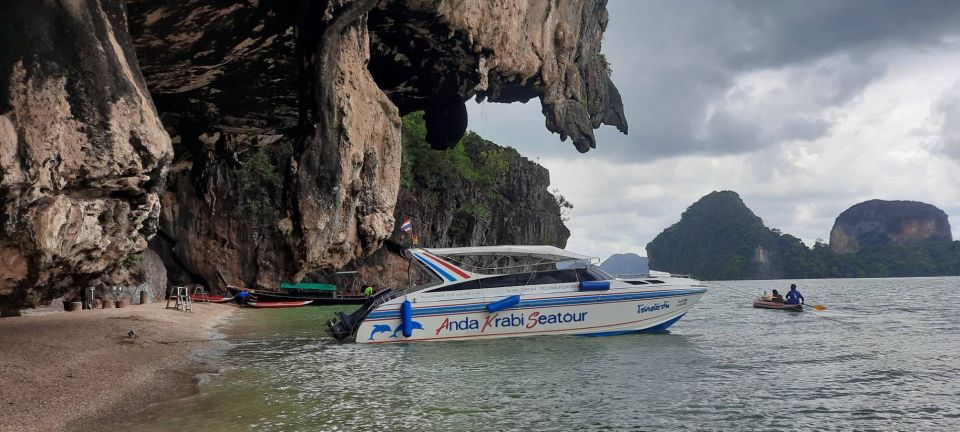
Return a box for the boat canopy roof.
[421,245,597,263]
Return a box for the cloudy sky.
[465,0,960,261]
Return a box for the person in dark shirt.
[236,289,250,305]
[785,284,804,305]
[770,289,784,303]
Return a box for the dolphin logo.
[390,320,424,338]
[368,324,393,341]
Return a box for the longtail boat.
[226,284,368,305]
[248,300,313,308]
[189,294,234,303]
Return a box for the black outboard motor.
[327,288,395,341]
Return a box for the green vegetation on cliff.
[397,112,569,247]
[646,191,781,279]
[647,191,960,280]
[401,112,515,196]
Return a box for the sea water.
[115,277,960,431]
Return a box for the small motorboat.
[248,300,313,308]
[753,298,803,311]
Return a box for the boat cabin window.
[480,273,535,289]
[428,269,582,293]
[429,279,482,292]
[428,274,528,293]
[528,269,579,285]
[427,265,613,293]
[576,265,614,282]
[644,279,666,284]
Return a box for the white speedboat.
[328,246,707,344]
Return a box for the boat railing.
[435,255,589,276]
[369,289,400,310]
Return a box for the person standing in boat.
[785,284,804,305]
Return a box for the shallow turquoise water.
[125,277,960,431]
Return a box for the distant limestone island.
[646,191,960,280]
[600,253,649,275]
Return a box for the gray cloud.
[468,0,960,162]
[723,1,960,68]
[464,1,960,259]
[931,82,960,162]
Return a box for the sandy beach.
[0,302,236,432]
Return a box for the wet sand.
[0,302,236,432]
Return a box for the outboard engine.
[327,288,396,341]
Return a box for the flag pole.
[399,215,419,247]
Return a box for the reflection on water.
[123,277,960,431]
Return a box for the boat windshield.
[424,263,614,293]
[436,254,599,277]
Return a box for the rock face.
[829,200,953,254]
[1,0,623,308]
[128,0,401,288]
[367,0,627,152]
[0,1,171,310]
[126,0,622,289]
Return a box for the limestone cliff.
[649,193,960,280]
[367,0,628,151]
[127,0,402,288]
[646,191,788,280]
[0,0,624,309]
[126,0,623,289]
[829,200,953,254]
[0,1,171,310]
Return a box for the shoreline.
[0,302,236,432]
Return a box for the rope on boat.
[693,276,760,299]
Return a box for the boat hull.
[248,300,313,308]
[753,299,802,311]
[227,286,367,305]
[189,294,233,303]
[355,288,706,344]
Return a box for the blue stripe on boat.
[639,313,687,333]
[413,253,456,282]
[578,313,687,337]
[366,288,706,320]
